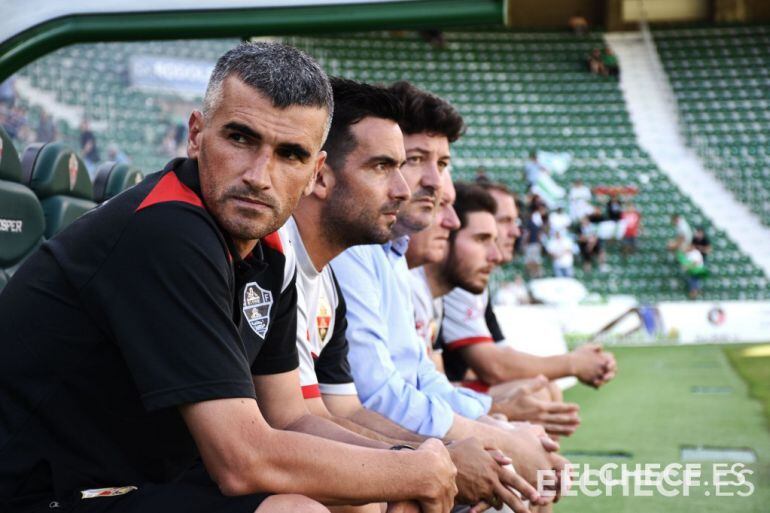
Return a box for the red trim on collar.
[261,231,283,254]
[136,171,203,212]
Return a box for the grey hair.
[202,41,334,140]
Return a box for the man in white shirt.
[434,180,616,437]
[289,77,544,513]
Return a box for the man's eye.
[229,134,247,144]
[276,149,299,161]
[438,161,449,169]
[407,156,422,164]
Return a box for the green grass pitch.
[558,343,770,512]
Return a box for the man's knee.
[256,494,330,513]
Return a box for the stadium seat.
[21,142,95,238]
[93,161,144,203]
[0,127,46,291]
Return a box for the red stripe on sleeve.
[447,336,494,350]
[136,172,203,212]
[301,384,321,399]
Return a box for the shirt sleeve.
[295,279,322,399]
[332,247,489,437]
[442,288,495,350]
[315,272,357,396]
[85,204,255,412]
[250,272,299,376]
[484,299,506,344]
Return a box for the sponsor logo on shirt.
[81,486,138,499]
[243,281,273,339]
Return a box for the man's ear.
[303,150,327,197]
[187,110,204,159]
[308,159,336,200]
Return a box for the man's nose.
[390,168,410,202]
[242,148,273,189]
[489,242,503,264]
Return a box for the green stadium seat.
[0,127,46,291]
[20,142,95,238]
[93,161,144,203]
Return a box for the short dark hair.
[453,182,497,233]
[474,175,513,197]
[321,77,404,172]
[388,81,464,142]
[204,42,333,135]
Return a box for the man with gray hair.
[0,42,455,513]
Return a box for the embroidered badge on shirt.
[81,486,138,499]
[243,281,273,339]
[316,291,332,343]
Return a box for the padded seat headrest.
[93,161,144,203]
[21,142,93,200]
[0,181,45,267]
[0,126,23,182]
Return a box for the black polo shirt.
[0,158,298,504]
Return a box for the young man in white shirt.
[433,180,616,435]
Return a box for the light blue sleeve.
[331,247,456,438]
[414,339,492,419]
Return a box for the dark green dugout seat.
[21,142,96,238]
[93,161,144,203]
[0,127,46,292]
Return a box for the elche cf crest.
[243,281,273,339]
[316,291,332,343]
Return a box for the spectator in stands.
[546,230,575,278]
[524,150,548,187]
[668,213,693,252]
[548,205,571,237]
[679,243,706,299]
[621,203,641,255]
[568,178,592,221]
[0,41,459,513]
[577,216,606,272]
[524,203,546,278]
[36,110,56,143]
[602,46,619,77]
[419,29,446,49]
[568,12,589,36]
[79,118,100,175]
[587,48,605,75]
[606,192,623,222]
[692,226,711,262]
[106,142,131,164]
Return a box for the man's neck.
[293,209,345,272]
[233,239,258,260]
[424,263,453,298]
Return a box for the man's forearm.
[328,413,405,446]
[286,413,388,449]
[348,407,428,444]
[481,348,572,384]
